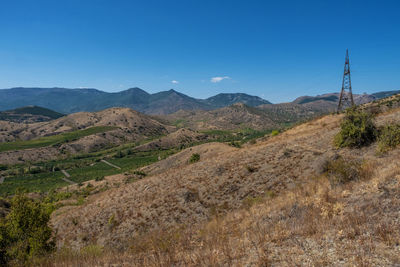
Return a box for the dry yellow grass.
[40,108,400,266]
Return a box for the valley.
[0,89,399,266]
[2,2,399,265]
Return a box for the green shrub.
[189,153,200,163]
[95,176,105,182]
[44,190,72,204]
[334,107,377,148]
[76,197,85,206]
[229,141,241,148]
[377,124,400,152]
[270,130,280,136]
[0,193,54,265]
[114,150,125,158]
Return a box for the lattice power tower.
[337,49,355,112]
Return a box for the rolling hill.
[160,102,328,131]
[161,103,278,130]
[0,105,64,123]
[0,107,172,164]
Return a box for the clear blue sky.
[0,0,399,103]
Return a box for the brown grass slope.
[159,103,278,130]
[46,102,400,266]
[0,108,172,164]
[0,107,170,142]
[133,128,209,152]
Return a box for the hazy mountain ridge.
[1,87,398,116]
[0,87,270,115]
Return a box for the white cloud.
[171,80,179,84]
[210,76,231,83]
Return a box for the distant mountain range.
[0,87,270,115]
[0,87,398,115]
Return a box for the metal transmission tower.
[337,49,355,112]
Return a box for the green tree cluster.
[0,193,54,265]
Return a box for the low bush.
[377,124,400,152]
[270,130,280,136]
[133,170,146,177]
[189,153,200,163]
[334,107,377,148]
[246,165,257,173]
[325,157,371,186]
[95,176,105,182]
[114,150,125,158]
[229,141,241,148]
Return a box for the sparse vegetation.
[334,107,377,148]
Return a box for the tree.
[0,193,54,265]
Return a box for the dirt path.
[61,170,76,185]
[101,160,121,170]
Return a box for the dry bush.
[325,156,373,186]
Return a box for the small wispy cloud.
[171,80,179,84]
[211,76,230,83]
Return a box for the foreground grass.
[36,158,400,266]
[0,126,117,152]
